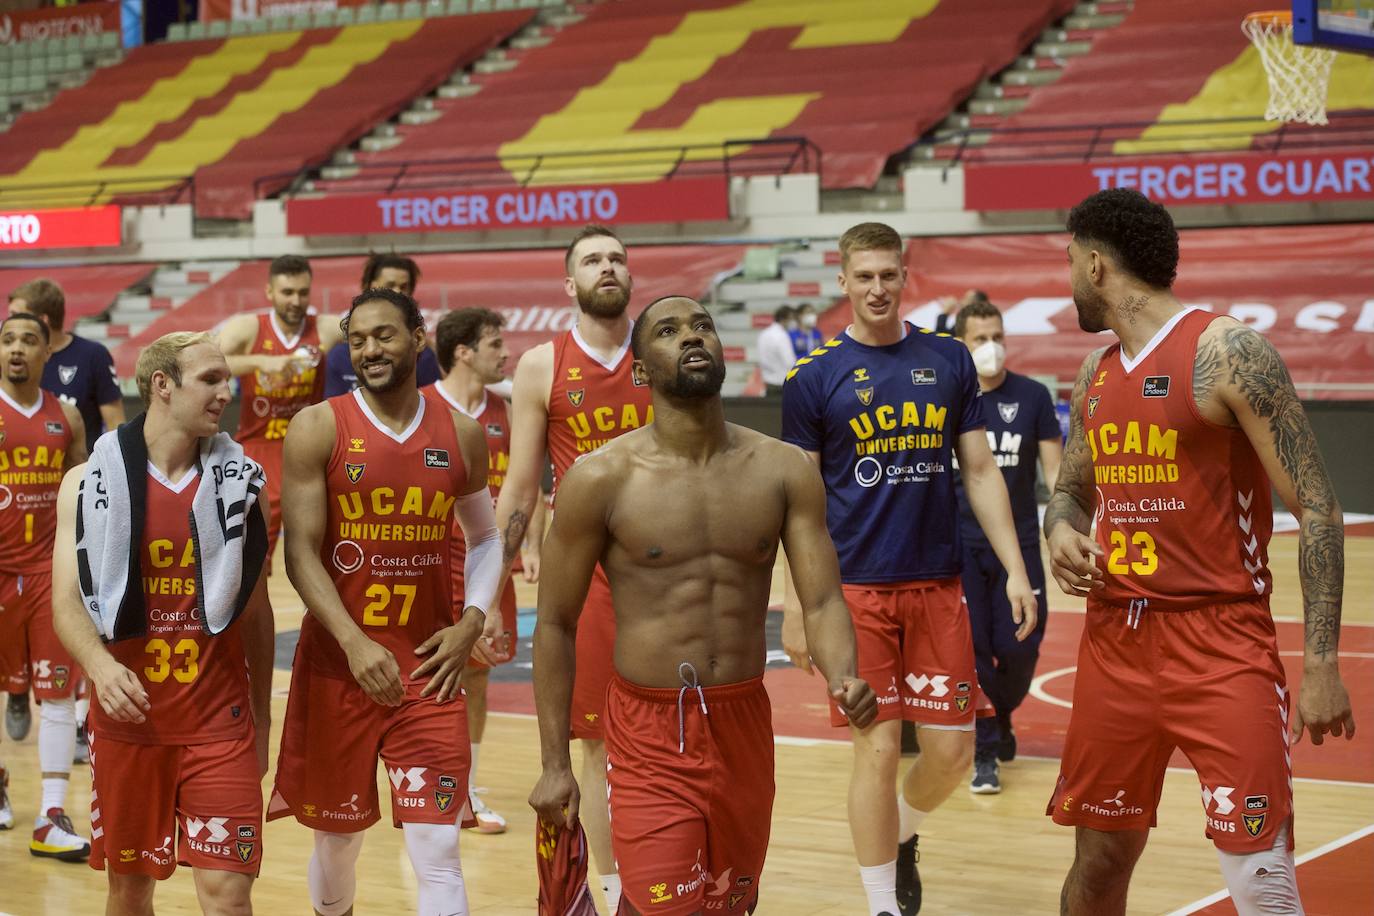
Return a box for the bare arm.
[1038,437,1063,497]
[1204,322,1353,744]
[528,454,610,827]
[956,428,1037,640]
[97,399,126,434]
[51,465,150,723]
[520,490,548,583]
[317,314,344,352]
[239,505,276,776]
[216,314,292,377]
[1044,349,1107,597]
[494,343,553,569]
[59,401,87,467]
[778,446,877,727]
[282,404,403,706]
[780,451,817,673]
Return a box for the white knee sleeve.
[1217,825,1304,915]
[38,696,76,775]
[403,822,467,916]
[309,830,365,916]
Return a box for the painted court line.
[1163,822,1374,915]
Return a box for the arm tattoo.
[1191,330,1225,407]
[1043,350,1102,538]
[502,510,529,566]
[1224,326,1343,661]
[1116,294,1149,326]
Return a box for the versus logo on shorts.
[1142,376,1171,398]
[345,463,365,484]
[423,449,450,469]
[236,825,256,863]
[435,775,456,813]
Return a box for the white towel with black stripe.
[76,414,269,642]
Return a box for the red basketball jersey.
[235,312,324,444]
[0,389,73,573]
[296,391,468,681]
[546,327,653,487]
[92,468,252,745]
[1086,309,1273,609]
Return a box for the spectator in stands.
[953,300,1060,796]
[934,289,991,334]
[322,253,441,397]
[758,304,798,397]
[791,303,824,357]
[7,278,125,759]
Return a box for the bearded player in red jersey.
[0,314,88,859]
[494,224,652,911]
[1045,189,1356,916]
[51,331,275,914]
[270,288,503,916]
[218,255,343,560]
[424,306,540,835]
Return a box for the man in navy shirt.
[781,223,1036,916]
[953,301,1062,795]
[322,253,440,396]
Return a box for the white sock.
[601,872,621,910]
[469,742,481,788]
[41,777,68,814]
[898,797,928,843]
[859,860,901,916]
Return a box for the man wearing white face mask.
[791,303,824,357]
[953,300,1063,795]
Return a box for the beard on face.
[357,351,416,394]
[5,365,29,383]
[659,360,726,400]
[575,278,631,319]
[1072,281,1108,333]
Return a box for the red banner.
[0,206,121,251]
[965,151,1374,211]
[0,3,121,45]
[861,225,1374,398]
[200,0,394,21]
[285,178,731,237]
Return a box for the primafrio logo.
[331,539,364,574]
[0,485,11,510]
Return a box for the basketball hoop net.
[1243,11,1338,125]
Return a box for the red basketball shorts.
[1047,598,1293,853]
[570,567,616,741]
[88,728,263,878]
[0,572,79,700]
[241,439,283,558]
[462,576,518,670]
[836,578,977,729]
[269,659,473,831]
[605,674,773,916]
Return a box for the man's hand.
[1292,665,1356,746]
[412,608,485,702]
[830,676,878,729]
[89,657,150,723]
[529,765,580,830]
[1006,571,1039,641]
[1047,524,1105,597]
[343,633,403,707]
[468,609,507,667]
[521,546,541,583]
[782,609,813,674]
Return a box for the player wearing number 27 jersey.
[1046,190,1354,916]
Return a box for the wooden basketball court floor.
[3,522,1371,915]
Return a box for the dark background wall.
[128,395,1374,514]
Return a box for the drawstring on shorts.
[1126,597,1149,630]
[676,662,709,754]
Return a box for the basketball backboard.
[1292,0,1374,52]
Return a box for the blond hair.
[135,331,213,406]
[837,222,903,268]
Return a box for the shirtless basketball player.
[530,296,878,916]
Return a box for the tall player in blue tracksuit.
[952,300,1062,795]
[780,223,1037,916]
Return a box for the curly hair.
[342,287,425,335]
[1066,189,1179,289]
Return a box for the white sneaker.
[30,808,90,861]
[0,767,12,830]
[468,791,507,834]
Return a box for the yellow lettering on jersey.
[0,446,64,473]
[1087,422,1179,461]
[148,538,196,569]
[371,487,395,515]
[427,492,456,522]
[849,401,948,441]
[594,406,616,433]
[339,488,455,522]
[565,404,653,446]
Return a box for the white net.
[1242,12,1339,125]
